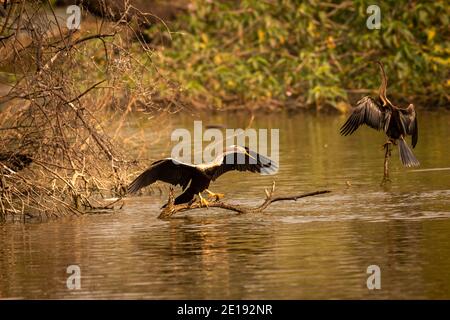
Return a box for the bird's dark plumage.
[127,159,196,194]
[127,146,278,205]
[340,96,389,136]
[210,148,275,181]
[399,104,418,148]
[340,61,419,168]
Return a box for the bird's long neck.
[377,62,394,108]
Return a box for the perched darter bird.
[340,61,419,181]
[127,145,278,207]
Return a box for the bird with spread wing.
[340,61,419,182]
[127,145,278,207]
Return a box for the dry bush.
[0,0,171,221]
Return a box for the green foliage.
[146,0,449,111]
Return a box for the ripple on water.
[1,112,450,299]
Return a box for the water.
[1,111,450,299]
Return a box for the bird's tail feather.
[398,138,419,167]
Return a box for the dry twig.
[158,182,331,219]
[0,0,170,222]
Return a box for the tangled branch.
[158,182,331,219]
[0,0,172,222]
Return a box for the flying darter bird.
[127,145,278,207]
[340,61,419,182]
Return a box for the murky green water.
[1,111,450,299]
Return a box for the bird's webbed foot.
[198,193,210,208]
[205,189,225,202]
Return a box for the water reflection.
[1,111,450,299]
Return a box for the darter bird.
[340,61,419,182]
[127,145,278,207]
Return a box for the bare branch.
[158,182,331,219]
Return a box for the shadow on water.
[1,111,450,299]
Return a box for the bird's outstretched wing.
[127,159,198,194]
[340,96,389,136]
[399,104,418,148]
[210,148,278,181]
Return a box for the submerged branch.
[158,182,331,219]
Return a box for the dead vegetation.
[0,0,172,221]
[159,182,331,219]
